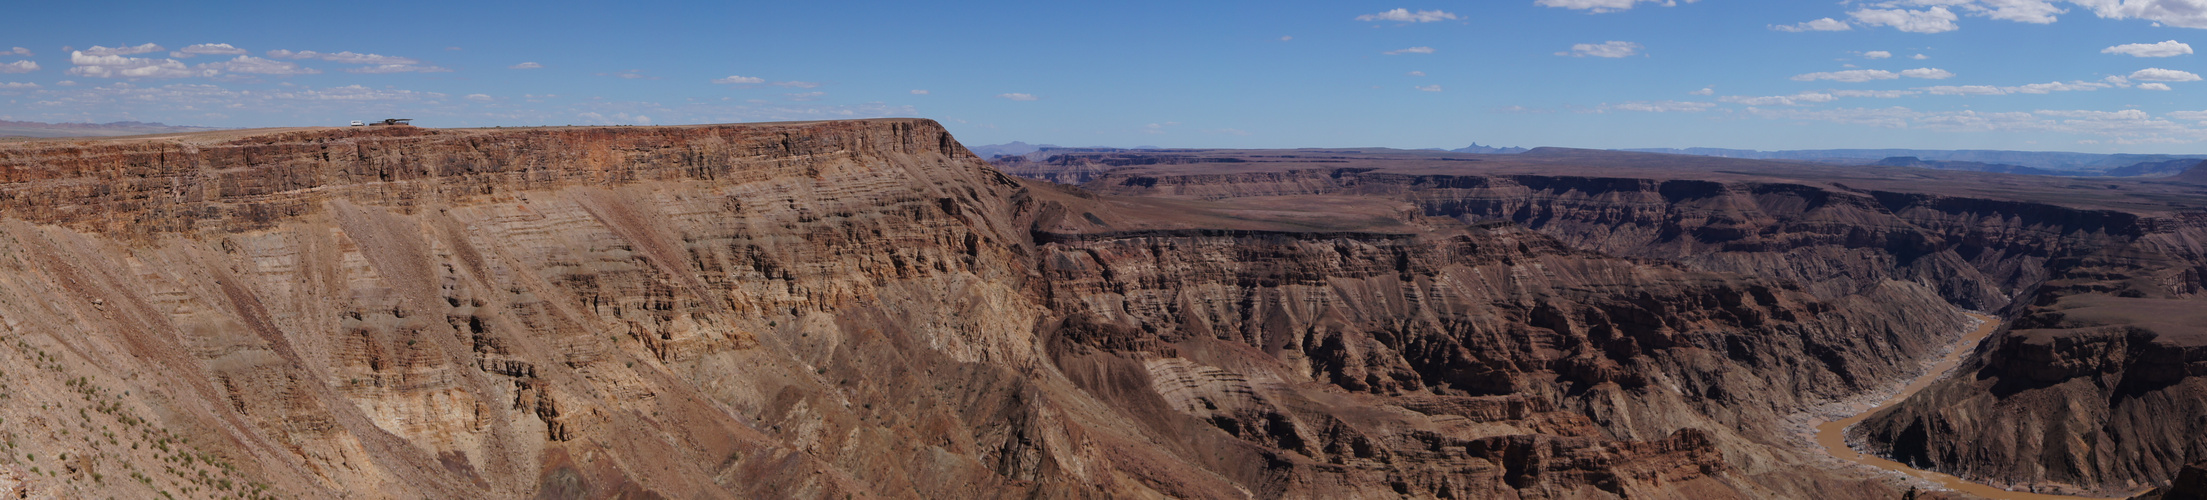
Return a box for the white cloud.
[772,81,820,88]
[0,60,37,74]
[1407,70,1427,77]
[1849,7,1960,33]
[2005,80,2113,93]
[1901,67,1956,79]
[1558,41,1642,58]
[1914,80,2113,96]
[2170,110,2207,121]
[509,62,544,69]
[265,49,446,73]
[1690,87,1714,95]
[997,93,1038,101]
[3,47,29,57]
[1863,50,1894,59]
[172,43,246,58]
[1601,100,1717,112]
[784,91,825,101]
[320,51,418,65]
[2103,40,2193,57]
[345,64,452,74]
[1924,85,2012,95]
[1384,46,1436,55]
[1913,53,1930,59]
[1719,92,1838,106]
[1281,36,1293,41]
[0,82,36,89]
[1833,89,1922,98]
[910,89,929,95]
[2072,0,2207,29]
[1416,84,1443,92]
[80,44,165,56]
[1536,0,1698,14]
[67,52,219,79]
[207,55,319,76]
[2140,82,2175,90]
[1773,18,1854,31]
[2131,67,2203,81]
[711,75,764,84]
[1355,8,1459,22]
[465,93,493,101]
[267,49,404,63]
[1791,68,1952,82]
[1793,69,1900,82]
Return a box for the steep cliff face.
[1005,148,2207,495]
[1851,224,2207,496]
[0,120,1088,499]
[0,124,2182,499]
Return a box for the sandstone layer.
[1006,147,2207,497]
[0,122,2196,498]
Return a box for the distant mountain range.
[0,120,224,138]
[970,141,2203,179]
[1622,147,2207,173]
[1452,143,1528,154]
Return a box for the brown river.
[1813,313,2144,499]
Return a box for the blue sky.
[5,1,2207,153]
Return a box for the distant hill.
[0,120,224,138]
[1624,147,2207,173]
[1871,157,2072,176]
[967,142,1055,159]
[2163,160,2207,185]
[1452,142,1527,154]
[2106,158,2206,178]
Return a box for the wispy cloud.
[1772,18,1853,31]
[711,75,764,84]
[1383,46,1436,55]
[2131,67,2202,82]
[1600,100,1717,112]
[2104,40,2193,58]
[80,44,164,57]
[1719,92,1837,106]
[1355,8,1459,22]
[997,93,1039,101]
[171,43,247,58]
[0,61,36,74]
[1792,68,1953,82]
[1849,7,1959,33]
[1558,41,1641,58]
[772,81,820,88]
[1536,0,1697,14]
[1416,84,1443,92]
[207,56,320,76]
[910,89,929,95]
[509,62,544,69]
[67,52,216,79]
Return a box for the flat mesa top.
[1021,147,2207,216]
[0,118,940,147]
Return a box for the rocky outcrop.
[1,123,2190,498]
[1005,148,2207,495]
[2136,461,2207,499]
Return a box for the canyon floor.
[0,120,2200,499]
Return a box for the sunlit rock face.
[0,121,2195,498]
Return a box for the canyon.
[0,120,2199,499]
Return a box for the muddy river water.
[1814,313,2143,500]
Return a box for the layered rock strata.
[0,122,2169,498]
